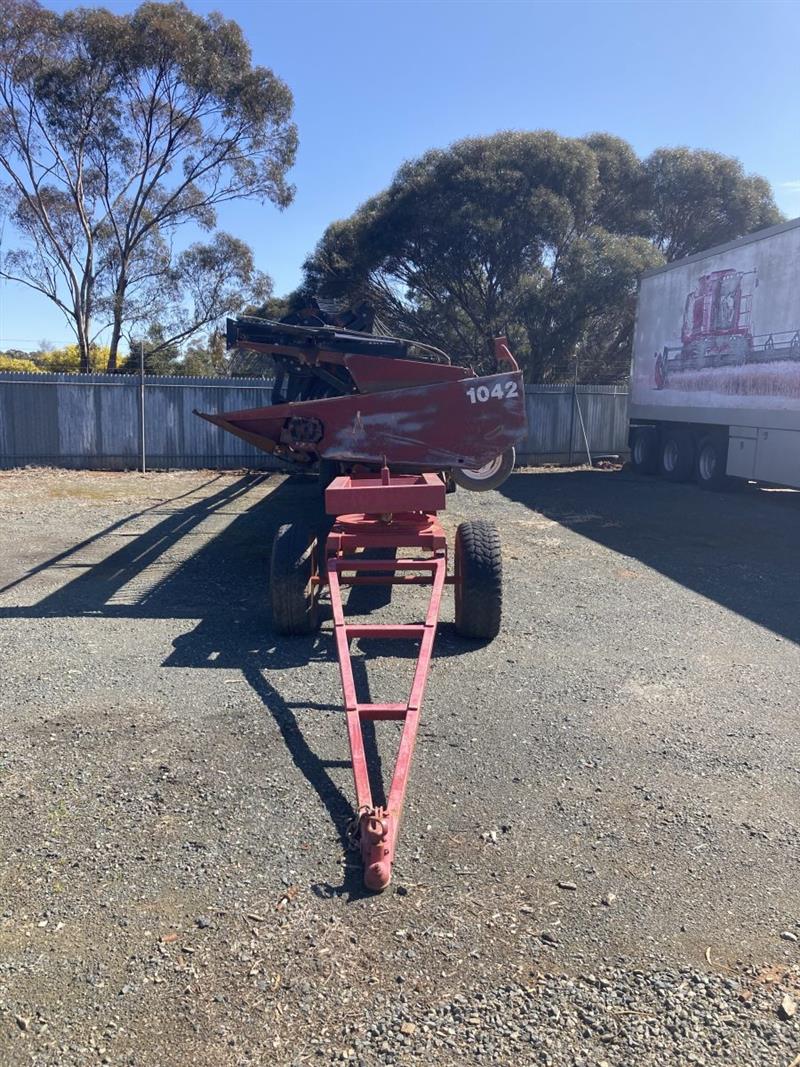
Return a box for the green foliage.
[180,331,228,376]
[37,344,110,373]
[299,133,782,381]
[116,326,230,376]
[644,148,781,261]
[118,326,182,375]
[248,294,293,321]
[38,346,82,374]
[0,343,110,373]
[0,353,41,372]
[0,0,296,371]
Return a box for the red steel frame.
[323,468,450,891]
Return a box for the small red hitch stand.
[269,467,502,891]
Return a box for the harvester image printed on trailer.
[653,268,800,389]
[197,310,528,492]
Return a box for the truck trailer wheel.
[659,429,694,482]
[270,523,320,635]
[452,447,515,492]
[454,520,502,640]
[630,429,658,474]
[695,435,729,491]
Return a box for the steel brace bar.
[327,550,446,890]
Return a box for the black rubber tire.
[695,435,730,491]
[659,428,694,482]
[270,523,320,635]
[454,520,502,640]
[630,429,658,475]
[452,447,515,492]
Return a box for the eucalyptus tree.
[299,133,780,381]
[0,0,296,370]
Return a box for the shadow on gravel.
[500,467,800,645]
[0,471,268,616]
[159,479,476,900]
[2,470,476,899]
[0,471,227,598]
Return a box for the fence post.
[574,387,593,466]
[138,341,146,474]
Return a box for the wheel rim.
[459,454,504,481]
[663,440,678,472]
[699,445,716,482]
[633,437,645,464]
[303,537,319,605]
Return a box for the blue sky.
[2,0,799,351]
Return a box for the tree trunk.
[106,273,127,373]
[106,318,122,372]
[76,317,92,374]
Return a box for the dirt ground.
[0,466,798,1066]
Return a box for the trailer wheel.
[696,435,729,491]
[270,523,320,635]
[452,447,515,492]
[630,428,658,474]
[659,429,694,482]
[454,520,502,640]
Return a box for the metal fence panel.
[0,371,630,470]
[0,372,277,470]
[519,384,630,464]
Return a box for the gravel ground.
[0,465,798,1066]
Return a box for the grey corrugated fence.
[520,383,630,465]
[0,371,629,470]
[0,371,277,470]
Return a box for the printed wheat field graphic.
[666,360,800,398]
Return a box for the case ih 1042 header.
[198,313,528,890]
[199,312,526,491]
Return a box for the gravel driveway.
[0,466,798,1066]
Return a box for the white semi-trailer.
[629,217,800,489]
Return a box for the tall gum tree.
[0,0,297,371]
[298,133,781,382]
